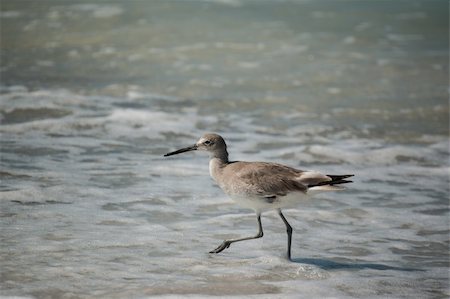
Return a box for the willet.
[164,133,353,260]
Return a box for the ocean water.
[0,0,448,298]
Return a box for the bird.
[164,133,353,260]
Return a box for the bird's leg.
[278,209,293,260]
[209,213,263,254]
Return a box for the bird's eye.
[204,140,211,145]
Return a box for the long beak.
[164,144,197,157]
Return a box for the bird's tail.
[307,174,354,194]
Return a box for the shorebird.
[164,133,353,260]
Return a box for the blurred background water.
[0,0,448,298]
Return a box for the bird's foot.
[209,240,231,254]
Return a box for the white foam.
[106,108,215,138]
[0,11,22,18]
[0,88,216,140]
[307,142,443,166]
[70,4,123,18]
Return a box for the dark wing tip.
[329,179,353,185]
[327,174,354,180]
[309,175,354,188]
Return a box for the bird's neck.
[211,149,229,163]
[209,152,228,183]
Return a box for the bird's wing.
[227,162,308,197]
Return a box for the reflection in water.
[292,258,424,272]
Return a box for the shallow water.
[1,0,449,298]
